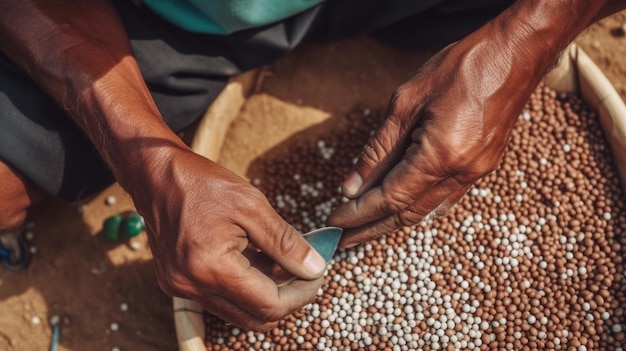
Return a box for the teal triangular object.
[302,227,343,263]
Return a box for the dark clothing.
[0,0,513,201]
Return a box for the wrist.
[100,118,191,197]
[61,56,193,195]
[486,1,615,72]
[441,0,612,110]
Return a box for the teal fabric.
[142,0,324,34]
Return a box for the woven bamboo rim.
[174,70,258,351]
[175,43,626,351]
[543,44,626,194]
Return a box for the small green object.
[121,213,145,238]
[102,215,123,242]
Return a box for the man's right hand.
[130,147,327,330]
[0,0,327,330]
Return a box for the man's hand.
[327,0,626,248]
[132,148,326,330]
[328,39,526,247]
[0,0,327,330]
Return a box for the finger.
[342,112,419,199]
[328,145,443,229]
[330,130,471,229]
[240,198,327,280]
[203,293,279,331]
[329,171,436,229]
[219,247,323,323]
[338,175,466,248]
[242,247,294,285]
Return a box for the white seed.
[105,195,117,205]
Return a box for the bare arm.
[328,0,626,246]
[0,0,177,185]
[0,0,327,330]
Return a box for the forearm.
[430,0,626,130]
[0,0,187,191]
[486,0,626,74]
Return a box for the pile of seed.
[204,83,626,351]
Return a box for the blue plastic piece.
[0,234,30,269]
[49,323,60,351]
[302,227,343,263]
[0,245,10,258]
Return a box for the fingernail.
[343,172,362,197]
[303,249,326,276]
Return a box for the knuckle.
[360,135,391,167]
[224,182,268,215]
[360,142,382,166]
[254,304,286,325]
[397,209,425,227]
[374,221,397,239]
[233,190,264,214]
[380,189,413,213]
[384,113,406,136]
[274,225,300,256]
[390,85,421,116]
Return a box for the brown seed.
[204,85,626,351]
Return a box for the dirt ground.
[1,11,626,351]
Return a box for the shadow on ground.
[0,191,177,351]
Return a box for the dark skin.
[1,0,625,330]
[0,0,327,331]
[327,0,626,247]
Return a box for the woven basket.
[174,43,626,351]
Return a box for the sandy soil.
[1,11,625,351]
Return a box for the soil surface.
[1,11,626,351]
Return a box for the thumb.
[343,114,411,198]
[247,212,327,281]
